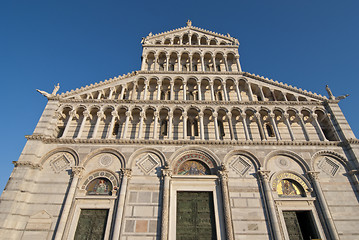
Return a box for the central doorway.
[283,211,320,240]
[176,191,217,240]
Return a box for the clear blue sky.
[1,1,358,191]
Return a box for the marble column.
[297,113,310,141]
[235,56,242,72]
[61,110,75,138]
[218,165,234,240]
[212,56,216,72]
[257,170,281,240]
[137,111,145,139]
[122,111,131,139]
[141,54,146,70]
[97,90,103,99]
[182,112,187,139]
[106,110,118,139]
[160,166,172,240]
[76,110,90,139]
[120,85,125,100]
[213,112,219,140]
[259,87,265,101]
[255,113,266,140]
[222,81,228,101]
[247,82,254,101]
[112,169,132,240]
[54,166,84,240]
[269,113,281,140]
[241,113,250,140]
[166,55,169,71]
[91,111,104,139]
[183,81,187,100]
[227,112,235,140]
[143,80,149,100]
[283,113,295,141]
[235,81,242,101]
[177,55,181,71]
[326,113,341,140]
[312,114,327,141]
[223,57,229,72]
[153,55,157,71]
[168,111,173,139]
[153,111,159,139]
[200,55,205,71]
[199,112,205,140]
[170,80,174,100]
[209,81,215,101]
[157,81,162,100]
[307,171,339,240]
[197,81,202,100]
[109,87,116,99]
[189,54,192,71]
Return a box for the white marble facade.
[1,21,359,240]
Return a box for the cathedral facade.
[1,21,359,240]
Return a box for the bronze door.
[74,209,108,240]
[176,191,217,240]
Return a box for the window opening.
[74,209,109,240]
[283,211,319,240]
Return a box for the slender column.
[91,111,104,139]
[137,111,145,139]
[271,90,277,101]
[54,166,84,240]
[235,56,242,72]
[223,57,229,72]
[212,56,216,72]
[235,81,242,101]
[109,87,115,99]
[197,81,202,100]
[255,113,266,140]
[120,85,125,100]
[307,171,339,240]
[153,111,159,139]
[131,82,137,100]
[283,113,295,141]
[218,165,234,240]
[143,80,149,100]
[160,166,172,240]
[153,55,157,71]
[189,54,192,71]
[170,80,174,100]
[168,111,173,139]
[213,112,219,140]
[122,111,131,139]
[241,113,250,140]
[76,110,89,139]
[141,54,146,70]
[157,81,162,100]
[247,82,254,101]
[297,113,310,141]
[106,110,118,139]
[312,114,327,141]
[222,81,228,101]
[269,113,281,140]
[257,170,281,240]
[166,55,169,71]
[259,87,265,101]
[199,112,205,140]
[182,112,187,139]
[61,110,75,138]
[177,55,181,71]
[227,112,235,140]
[183,81,187,100]
[209,81,215,101]
[112,169,132,240]
[200,55,205,71]
[97,90,102,99]
[282,93,288,101]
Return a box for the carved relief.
[230,156,251,176]
[136,154,159,175]
[318,157,340,177]
[99,154,113,167]
[49,153,73,173]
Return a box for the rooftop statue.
[37,83,60,98]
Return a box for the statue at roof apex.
[326,84,349,101]
[36,83,60,98]
[186,20,192,27]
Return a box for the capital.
[71,166,85,177]
[111,110,118,117]
[120,168,132,179]
[161,168,173,178]
[182,112,187,118]
[213,112,218,118]
[110,87,116,92]
[97,111,104,118]
[282,113,289,119]
[83,110,90,118]
[257,170,271,181]
[240,113,247,119]
[125,111,132,117]
[311,113,318,120]
[69,110,76,117]
[198,112,204,118]
[307,171,320,181]
[154,112,159,117]
[227,112,232,118]
[168,111,174,118]
[269,113,275,119]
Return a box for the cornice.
[12,161,42,170]
[143,45,238,49]
[25,134,342,147]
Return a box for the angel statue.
[326,84,349,101]
[36,83,60,98]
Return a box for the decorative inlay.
[230,156,251,176]
[136,154,159,175]
[82,171,118,192]
[174,153,214,174]
[275,157,291,169]
[177,160,210,175]
[50,155,70,173]
[271,172,310,193]
[99,154,113,167]
[318,157,340,177]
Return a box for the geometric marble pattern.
[230,156,251,176]
[318,157,340,177]
[137,154,159,175]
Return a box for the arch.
[264,150,310,171]
[40,147,79,166]
[82,148,126,168]
[311,150,349,170]
[270,170,312,195]
[127,147,167,168]
[80,169,120,194]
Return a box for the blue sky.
[0,1,358,191]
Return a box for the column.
[271,90,277,101]
[157,81,162,100]
[170,80,174,100]
[76,110,89,139]
[97,90,102,99]
[153,55,157,71]
[108,87,116,99]
[143,80,149,100]
[312,114,327,141]
[241,113,250,140]
[297,113,310,141]
[182,112,187,139]
[54,166,84,240]
[307,171,339,240]
[227,112,235,140]
[112,169,132,240]
[168,111,173,139]
[222,81,228,101]
[269,113,281,140]
[247,82,254,101]
[197,81,202,100]
[61,110,75,138]
[122,111,131,139]
[153,111,159,139]
[160,166,172,240]
[218,165,234,240]
[257,170,281,240]
[200,55,205,71]
[259,87,265,101]
[213,112,219,140]
[137,111,145,139]
[189,54,192,71]
[131,82,137,100]
[235,56,242,72]
[212,56,216,72]
[283,113,295,141]
[255,113,266,140]
[223,57,229,72]
[166,55,169,71]
[235,81,242,101]
[210,81,215,101]
[91,110,104,139]
[199,112,205,140]
[183,81,187,100]
[177,55,181,71]
[120,85,125,100]
[106,110,118,138]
